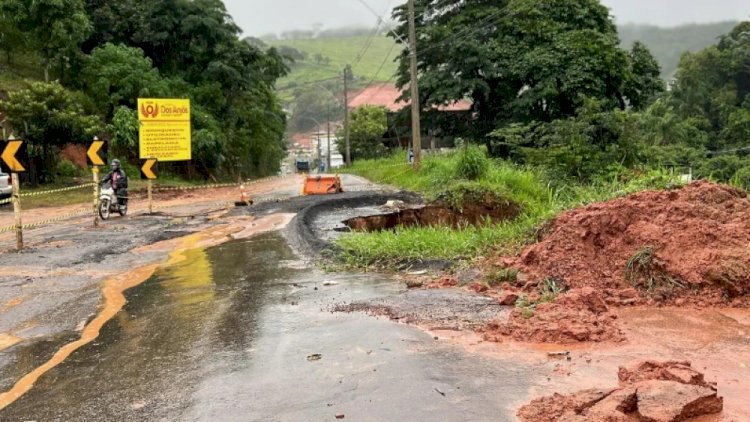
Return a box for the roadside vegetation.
[0,0,288,186]
[331,3,749,269]
[338,148,684,267]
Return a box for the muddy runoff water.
[0,230,537,421]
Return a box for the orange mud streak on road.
[0,214,294,410]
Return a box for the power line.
[414,7,509,58]
[349,42,400,105]
[276,76,340,92]
[350,0,396,71]
[707,145,750,155]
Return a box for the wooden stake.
[12,173,22,250]
[92,166,100,227]
[148,179,153,214]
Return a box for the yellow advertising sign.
[138,98,191,161]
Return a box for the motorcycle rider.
[101,159,128,210]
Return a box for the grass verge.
[337,149,684,268]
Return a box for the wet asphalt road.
[1,232,532,421]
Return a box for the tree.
[9,0,92,81]
[108,106,140,161]
[624,42,665,110]
[288,84,344,133]
[82,43,167,118]
[336,105,388,161]
[669,21,750,152]
[0,3,27,64]
[1,81,99,184]
[390,0,663,140]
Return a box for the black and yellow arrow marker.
[141,158,158,180]
[2,138,25,172]
[87,138,107,166]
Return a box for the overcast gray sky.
[225,0,750,36]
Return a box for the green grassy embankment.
[270,36,401,93]
[338,149,683,268]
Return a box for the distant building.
[348,83,473,150]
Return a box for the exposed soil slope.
[501,182,750,306]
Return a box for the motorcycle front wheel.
[99,198,110,220]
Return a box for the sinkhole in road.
[342,198,522,232]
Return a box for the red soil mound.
[503,182,750,306]
[518,361,723,422]
[483,288,625,344]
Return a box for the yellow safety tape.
[0,197,12,206]
[341,162,412,172]
[20,183,96,198]
[0,176,295,236]
[0,207,92,234]
[152,175,285,193]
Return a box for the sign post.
[87,137,107,227]
[2,135,25,250]
[140,158,158,214]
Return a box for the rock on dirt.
[501,182,750,306]
[498,291,520,306]
[517,361,723,422]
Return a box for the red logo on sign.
[140,103,159,118]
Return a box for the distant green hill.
[267,21,740,96]
[619,21,739,79]
[268,35,402,93]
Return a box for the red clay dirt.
[501,182,750,306]
[518,361,723,422]
[471,182,750,344]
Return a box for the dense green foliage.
[0,0,288,184]
[391,0,665,140]
[619,22,740,79]
[388,1,749,186]
[339,150,684,267]
[2,81,99,183]
[336,105,388,161]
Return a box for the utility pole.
[326,102,331,171]
[408,0,422,170]
[343,65,351,167]
[317,130,322,173]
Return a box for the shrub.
[487,267,519,287]
[57,159,82,178]
[731,166,750,190]
[624,246,684,291]
[456,146,489,180]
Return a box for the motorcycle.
[99,182,127,220]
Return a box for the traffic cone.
[235,184,252,206]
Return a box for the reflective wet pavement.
[1,233,533,421]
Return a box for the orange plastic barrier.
[303,175,344,195]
